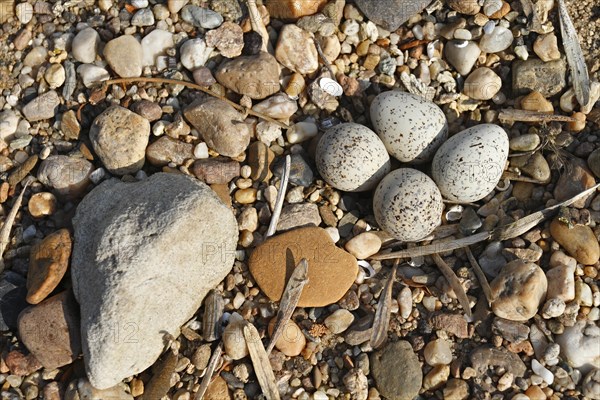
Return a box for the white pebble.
[287,121,318,144]
[232,292,245,309]
[240,165,251,179]
[324,227,340,243]
[89,168,107,184]
[194,142,209,159]
[532,359,554,385]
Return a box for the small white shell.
[370,91,448,163]
[319,78,343,97]
[373,168,443,242]
[432,124,509,203]
[316,123,391,192]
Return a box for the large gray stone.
[71,173,238,389]
[354,0,430,31]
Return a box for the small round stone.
[344,232,382,260]
[424,339,453,366]
[28,192,58,218]
[324,309,355,334]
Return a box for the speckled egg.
[370,91,448,163]
[373,168,443,242]
[316,123,391,192]
[432,124,509,203]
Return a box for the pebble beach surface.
[0,0,599,399]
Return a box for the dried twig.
[265,155,291,239]
[246,0,270,53]
[432,253,472,318]
[370,264,397,349]
[0,179,31,272]
[266,259,309,355]
[371,184,599,261]
[195,343,223,400]
[103,77,290,129]
[499,109,578,123]
[243,323,281,400]
[465,246,494,306]
[557,0,590,106]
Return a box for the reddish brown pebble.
[18,291,81,370]
[3,350,42,376]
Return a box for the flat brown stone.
[26,229,72,304]
[249,226,358,307]
[18,291,81,370]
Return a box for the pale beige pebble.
[237,207,258,232]
[533,32,561,62]
[497,372,514,391]
[268,318,305,357]
[560,88,579,113]
[509,133,541,152]
[168,0,188,13]
[423,339,453,366]
[463,67,502,100]
[223,314,248,360]
[324,309,355,334]
[316,35,341,63]
[546,256,576,302]
[344,232,382,260]
[567,112,586,132]
[275,24,319,75]
[447,0,481,14]
[443,379,470,400]
[234,188,257,204]
[215,52,281,100]
[520,91,554,113]
[28,192,57,218]
[490,260,547,321]
[422,364,450,391]
[398,287,412,319]
[44,64,66,89]
[285,73,306,98]
[265,0,327,19]
[550,219,600,265]
[103,35,143,78]
[576,281,594,307]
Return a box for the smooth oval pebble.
[370,91,448,163]
[316,123,390,192]
[344,232,382,260]
[267,318,306,356]
[479,26,514,53]
[28,192,57,218]
[432,124,509,203]
[324,309,355,334]
[373,168,443,242]
[463,67,502,100]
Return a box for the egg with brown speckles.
[370,91,448,163]
[432,124,509,203]
[316,123,391,192]
[373,168,443,242]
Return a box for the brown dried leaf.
[266,258,308,354]
[370,265,396,349]
[432,254,472,318]
[195,343,223,400]
[243,323,281,400]
[557,0,591,106]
